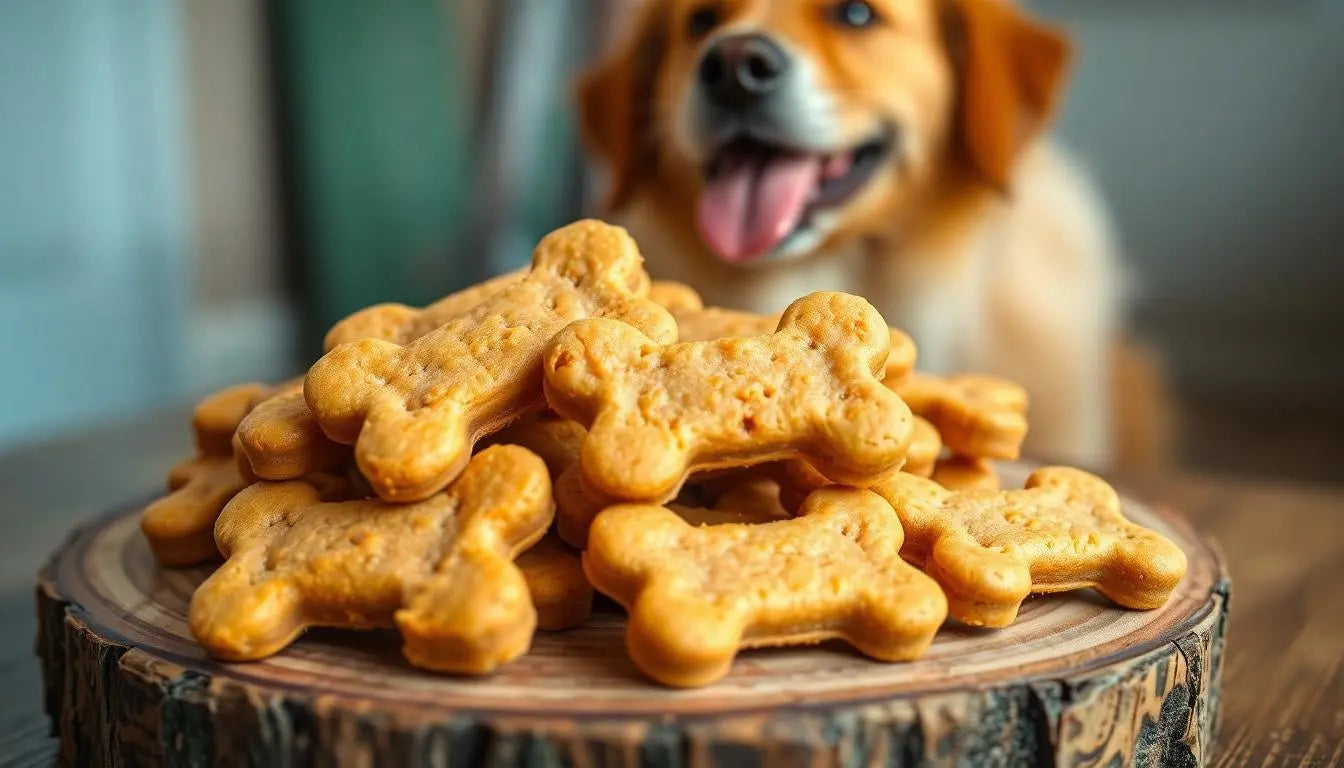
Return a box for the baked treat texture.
[303,220,675,502]
[545,291,914,503]
[189,445,554,673]
[583,487,946,687]
[874,467,1188,627]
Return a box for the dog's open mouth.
[696,129,893,263]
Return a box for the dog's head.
[578,0,1071,265]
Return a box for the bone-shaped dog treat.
[583,487,947,687]
[545,291,915,504]
[302,220,676,502]
[267,277,569,484]
[141,383,268,566]
[322,269,525,352]
[483,410,587,481]
[873,468,1187,627]
[674,305,918,389]
[325,258,654,353]
[189,445,554,672]
[517,534,593,631]
[236,385,349,481]
[931,456,1000,491]
[892,372,1028,460]
[244,430,579,628]
[647,280,703,314]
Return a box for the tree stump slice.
[37,464,1229,767]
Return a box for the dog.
[576,0,1163,469]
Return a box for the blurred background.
[1,0,1342,485]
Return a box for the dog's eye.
[829,0,880,29]
[687,6,720,38]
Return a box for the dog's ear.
[944,0,1072,192]
[576,1,671,212]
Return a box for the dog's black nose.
[698,34,789,108]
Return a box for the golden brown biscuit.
[189,445,554,673]
[141,457,249,567]
[873,468,1188,627]
[141,383,269,566]
[323,237,656,354]
[301,220,676,502]
[322,269,525,352]
[648,280,703,314]
[676,306,917,385]
[144,457,356,568]
[483,410,587,480]
[544,291,914,504]
[518,535,593,631]
[931,456,1001,491]
[236,387,349,481]
[891,372,1028,460]
[275,278,581,486]
[583,487,947,687]
[191,383,267,455]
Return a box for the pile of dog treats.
[141,219,1187,688]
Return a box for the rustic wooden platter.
[37,465,1228,767]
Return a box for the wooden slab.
[37,465,1228,767]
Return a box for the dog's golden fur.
[577,0,1158,468]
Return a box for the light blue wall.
[0,0,194,449]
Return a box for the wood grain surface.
[31,464,1226,767]
[1,418,1340,766]
[1126,475,1344,768]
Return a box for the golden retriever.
[576,0,1157,468]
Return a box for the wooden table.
[1,413,1341,767]
[1122,474,1344,767]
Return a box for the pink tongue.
[697,153,821,263]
